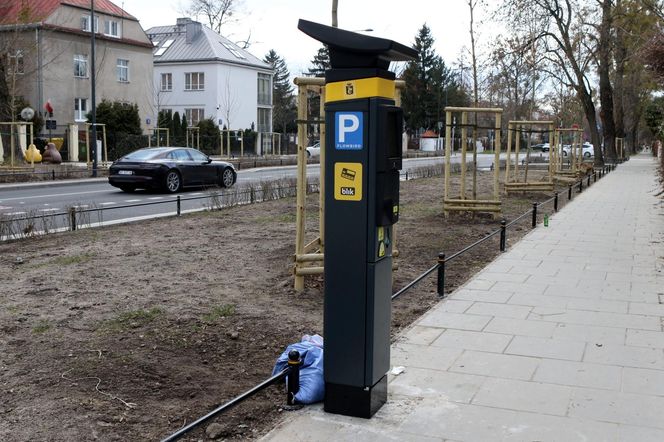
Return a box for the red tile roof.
[0,0,136,26]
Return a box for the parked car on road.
[582,142,594,158]
[306,142,320,158]
[532,143,550,152]
[108,147,236,193]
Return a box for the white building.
[146,18,273,133]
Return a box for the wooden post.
[514,123,521,182]
[294,82,308,291]
[505,122,513,184]
[444,110,452,216]
[102,125,108,164]
[460,111,467,199]
[319,86,326,255]
[493,113,501,202]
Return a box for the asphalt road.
[0,157,452,234]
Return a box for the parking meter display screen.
[385,110,399,159]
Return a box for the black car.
[108,147,236,193]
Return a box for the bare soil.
[0,169,569,441]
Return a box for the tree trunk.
[579,90,603,166]
[598,0,617,161]
[613,0,627,151]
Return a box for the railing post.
[568,183,572,200]
[69,207,76,231]
[286,350,302,406]
[500,220,507,252]
[52,170,55,180]
[554,192,559,212]
[437,253,446,298]
[176,196,181,216]
[531,202,538,228]
[579,178,583,193]
[587,175,591,187]
[593,171,597,183]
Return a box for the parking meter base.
[324,376,387,419]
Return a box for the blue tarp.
[272,334,324,404]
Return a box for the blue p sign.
[335,112,363,150]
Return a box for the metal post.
[90,0,97,177]
[568,183,572,200]
[437,253,446,298]
[579,179,583,193]
[593,172,597,183]
[69,207,76,231]
[286,350,302,406]
[532,202,537,228]
[554,192,559,212]
[587,175,591,187]
[52,170,55,180]
[500,219,506,252]
[176,196,181,216]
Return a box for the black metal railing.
[160,350,302,442]
[392,163,616,301]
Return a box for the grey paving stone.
[450,288,513,304]
[566,298,629,313]
[475,271,529,283]
[492,281,549,294]
[430,329,512,353]
[449,350,539,380]
[618,425,664,442]
[389,367,485,402]
[463,279,495,291]
[418,311,492,331]
[391,343,463,371]
[484,317,557,338]
[529,308,661,330]
[399,325,444,346]
[629,302,664,317]
[553,323,626,345]
[436,299,474,313]
[472,378,573,415]
[508,293,569,308]
[505,336,586,361]
[625,329,664,349]
[465,302,532,319]
[584,343,664,370]
[533,359,622,390]
[398,400,618,442]
[569,387,664,429]
[622,367,664,396]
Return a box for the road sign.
[335,112,363,150]
[45,120,56,130]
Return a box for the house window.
[222,42,246,59]
[104,19,120,37]
[74,54,88,78]
[161,73,172,91]
[154,39,174,57]
[184,72,204,90]
[185,108,204,125]
[116,59,129,82]
[74,98,88,122]
[81,15,98,32]
[257,73,271,106]
[8,50,24,74]
[257,108,271,133]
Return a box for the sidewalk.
[263,155,664,441]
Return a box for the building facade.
[147,18,273,133]
[0,0,154,134]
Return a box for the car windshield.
[122,148,169,161]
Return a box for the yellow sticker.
[334,162,363,201]
[378,241,386,257]
[377,227,384,241]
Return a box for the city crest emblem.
[345,82,354,95]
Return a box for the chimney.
[185,21,202,44]
[176,17,191,26]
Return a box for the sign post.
[298,19,416,418]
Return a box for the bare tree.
[184,0,241,34]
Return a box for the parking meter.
[298,19,417,418]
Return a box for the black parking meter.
[298,19,417,418]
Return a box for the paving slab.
[262,156,664,441]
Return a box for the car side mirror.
[207,157,212,164]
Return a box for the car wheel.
[220,167,235,187]
[562,151,568,157]
[584,152,591,158]
[165,170,182,193]
[119,185,136,193]
[306,150,311,158]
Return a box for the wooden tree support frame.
[148,127,170,147]
[186,127,200,149]
[552,127,583,183]
[220,130,244,157]
[0,121,34,168]
[84,123,108,167]
[292,77,405,291]
[504,120,554,194]
[444,107,502,218]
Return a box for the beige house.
[0,0,154,135]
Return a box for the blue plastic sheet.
[272,334,324,404]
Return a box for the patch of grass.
[202,304,236,323]
[6,305,20,315]
[32,320,51,334]
[103,307,164,331]
[36,253,95,268]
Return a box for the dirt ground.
[0,168,570,441]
